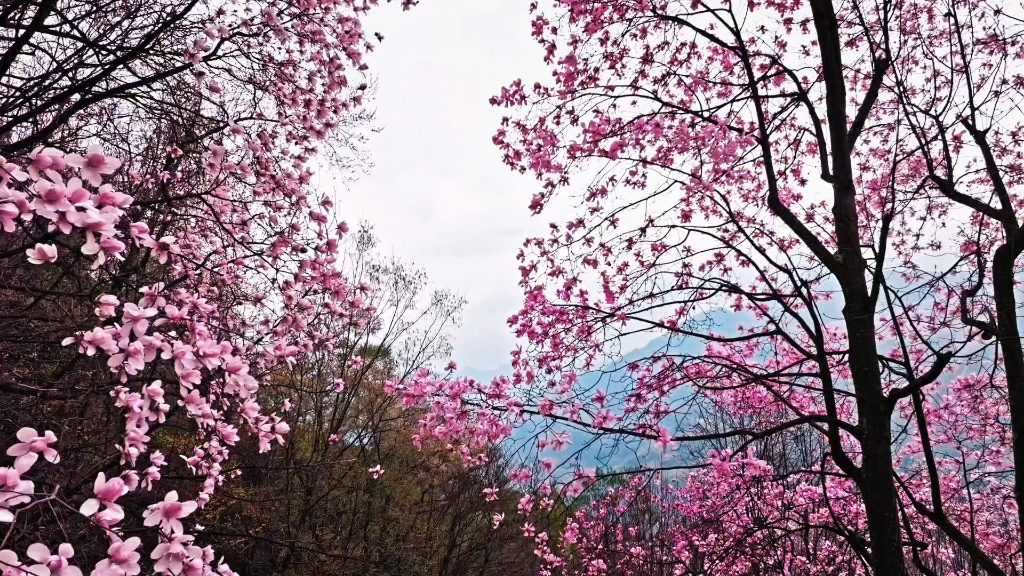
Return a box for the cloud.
[326,0,552,371]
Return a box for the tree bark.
[992,243,1024,551]
[809,0,909,572]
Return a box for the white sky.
[331,0,551,373]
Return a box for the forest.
[1,0,1023,575]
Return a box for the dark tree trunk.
[992,243,1024,551]
[809,0,909,572]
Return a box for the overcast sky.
[330,1,552,373]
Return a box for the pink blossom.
[368,465,384,479]
[269,418,289,445]
[88,237,126,268]
[93,295,119,319]
[0,203,20,233]
[518,494,533,515]
[63,179,91,206]
[143,491,198,534]
[0,459,35,523]
[107,341,147,379]
[30,180,73,218]
[6,428,58,469]
[548,431,572,451]
[77,328,117,356]
[65,146,120,186]
[92,537,141,576]
[128,222,151,245]
[0,158,29,184]
[151,236,180,264]
[121,303,157,337]
[66,209,116,255]
[27,147,67,180]
[149,534,205,576]
[25,544,81,576]
[78,471,128,520]
[25,244,57,265]
[0,549,48,576]
[92,186,132,209]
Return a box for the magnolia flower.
[128,222,152,245]
[549,430,572,451]
[183,49,203,66]
[0,157,29,184]
[149,534,207,575]
[491,513,504,528]
[483,487,499,502]
[25,244,57,265]
[65,327,116,356]
[269,418,289,445]
[0,549,48,576]
[517,494,534,515]
[92,537,141,576]
[28,147,67,180]
[540,458,556,474]
[89,237,126,269]
[26,544,81,576]
[93,295,120,319]
[31,180,73,218]
[368,465,384,479]
[152,236,180,264]
[0,203,20,233]
[6,428,59,468]
[65,145,121,186]
[121,303,157,337]
[143,491,197,534]
[142,466,161,491]
[63,179,91,206]
[79,472,128,522]
[509,468,532,483]
[0,460,34,523]
[93,186,132,209]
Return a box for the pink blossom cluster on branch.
[1,0,426,572]
[390,0,1024,573]
[0,140,364,574]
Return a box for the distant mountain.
[459,308,751,476]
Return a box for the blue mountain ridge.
[459,309,750,476]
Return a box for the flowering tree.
[194,228,517,574]
[0,0,423,574]
[394,0,1024,574]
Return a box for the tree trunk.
[809,0,909,571]
[992,243,1024,550]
